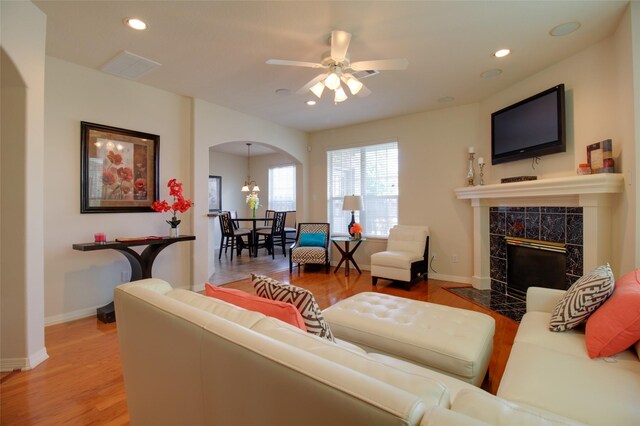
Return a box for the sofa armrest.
[526,287,566,313]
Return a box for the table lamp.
[342,195,363,236]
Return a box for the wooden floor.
[1,260,518,425]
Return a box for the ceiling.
[34,1,628,133]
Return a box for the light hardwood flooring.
[1,257,518,425]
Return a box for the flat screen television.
[491,84,565,165]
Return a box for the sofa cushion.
[452,389,584,426]
[252,274,334,342]
[165,289,265,328]
[497,341,640,425]
[251,317,451,409]
[518,311,640,373]
[549,264,614,332]
[585,269,640,358]
[204,283,306,331]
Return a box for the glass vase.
[170,226,179,238]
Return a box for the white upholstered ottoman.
[322,292,495,386]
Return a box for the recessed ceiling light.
[306,100,317,106]
[493,49,511,58]
[275,88,290,97]
[124,18,147,30]
[481,69,503,79]
[437,96,454,104]
[550,22,581,37]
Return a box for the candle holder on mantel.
[466,152,476,186]
[478,162,485,185]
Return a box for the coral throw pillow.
[204,283,306,332]
[549,264,615,332]
[585,269,640,358]
[252,274,335,342]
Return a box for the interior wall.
[309,104,480,283]
[43,57,193,324]
[478,31,634,275]
[208,150,247,251]
[309,27,636,281]
[0,1,48,371]
[193,99,308,290]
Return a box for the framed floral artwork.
[208,175,222,212]
[80,121,159,213]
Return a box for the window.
[268,164,296,211]
[327,141,398,237]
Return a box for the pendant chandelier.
[241,143,260,193]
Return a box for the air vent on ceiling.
[100,51,161,80]
[351,69,380,79]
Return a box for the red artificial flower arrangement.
[350,223,363,234]
[152,179,193,228]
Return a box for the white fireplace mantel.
[455,174,624,290]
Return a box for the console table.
[72,235,196,322]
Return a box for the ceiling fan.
[266,30,408,103]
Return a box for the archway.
[206,141,303,282]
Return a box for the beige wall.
[310,104,480,283]
[192,99,308,289]
[0,0,48,371]
[480,27,635,275]
[42,57,193,323]
[310,25,638,281]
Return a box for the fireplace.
[489,206,582,295]
[506,237,567,299]
[454,174,624,291]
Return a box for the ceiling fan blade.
[331,30,352,62]
[296,73,327,95]
[266,59,325,69]
[356,84,371,97]
[351,58,409,71]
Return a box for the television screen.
[491,84,565,165]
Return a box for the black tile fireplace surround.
[489,206,584,296]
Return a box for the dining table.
[234,217,274,257]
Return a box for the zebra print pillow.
[252,274,335,342]
[549,264,615,332]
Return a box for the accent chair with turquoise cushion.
[290,223,330,273]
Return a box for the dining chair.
[257,209,275,231]
[283,210,297,245]
[289,223,330,273]
[256,211,287,259]
[218,212,252,261]
[228,210,239,230]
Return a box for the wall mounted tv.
[491,84,566,165]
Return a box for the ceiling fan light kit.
[267,30,408,104]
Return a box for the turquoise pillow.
[299,233,325,247]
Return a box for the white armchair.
[371,225,429,290]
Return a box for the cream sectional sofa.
[115,279,585,425]
[497,287,640,425]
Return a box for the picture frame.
[80,121,159,213]
[587,139,614,174]
[208,175,222,212]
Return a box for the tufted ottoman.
[322,292,495,386]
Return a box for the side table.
[331,236,366,276]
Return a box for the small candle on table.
[478,157,485,165]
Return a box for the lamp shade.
[342,195,363,211]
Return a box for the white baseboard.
[45,306,99,326]
[427,272,472,284]
[1,347,49,372]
